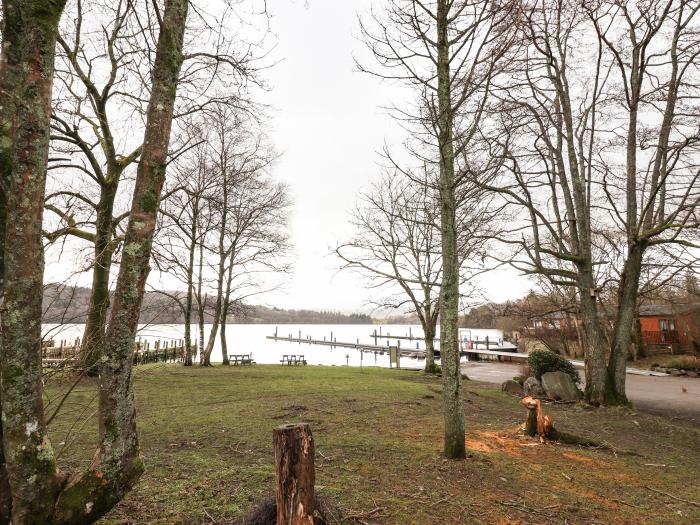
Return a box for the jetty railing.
[41,337,185,367]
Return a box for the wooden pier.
[267,331,525,362]
[41,337,185,368]
[368,328,503,351]
[266,332,420,357]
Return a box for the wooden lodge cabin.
[638,303,700,354]
[526,303,700,356]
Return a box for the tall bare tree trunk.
[578,275,609,405]
[197,245,205,360]
[606,244,645,405]
[0,1,67,521]
[201,177,229,366]
[0,193,9,524]
[436,0,465,460]
[53,1,189,521]
[421,305,438,373]
[81,182,119,374]
[184,215,198,366]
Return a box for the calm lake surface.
[41,323,504,370]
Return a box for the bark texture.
[0,1,67,521]
[273,424,316,525]
[436,0,466,460]
[53,1,189,522]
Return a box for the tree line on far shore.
[43,284,373,326]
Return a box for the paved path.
[462,361,700,425]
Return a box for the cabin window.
[659,319,676,331]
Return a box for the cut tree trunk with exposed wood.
[273,423,316,525]
[436,0,466,460]
[0,1,68,521]
[52,1,190,522]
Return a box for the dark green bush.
[527,349,579,384]
[425,363,442,374]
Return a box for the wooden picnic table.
[229,353,254,366]
[280,354,307,366]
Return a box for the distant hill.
[42,284,374,325]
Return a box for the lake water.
[42,323,504,370]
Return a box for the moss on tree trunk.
[436,0,466,460]
[0,1,67,521]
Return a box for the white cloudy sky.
[249,0,532,311]
[45,0,533,313]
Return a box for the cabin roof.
[639,303,700,317]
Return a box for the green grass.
[46,365,700,524]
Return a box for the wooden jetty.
[369,327,438,342]
[266,332,418,357]
[368,328,504,351]
[41,337,185,368]
[267,330,525,362]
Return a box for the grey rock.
[541,371,581,401]
[523,376,545,398]
[686,370,698,378]
[501,379,524,396]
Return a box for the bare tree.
[193,104,289,366]
[45,0,268,373]
[46,0,152,373]
[218,163,292,363]
[359,0,516,458]
[0,1,188,521]
[337,173,443,372]
[156,136,218,366]
[484,0,700,404]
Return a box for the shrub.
[425,363,442,374]
[527,349,580,384]
[663,355,699,371]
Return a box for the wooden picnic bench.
[229,353,254,366]
[280,354,307,366]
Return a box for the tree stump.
[273,423,316,525]
[521,396,552,439]
[522,397,539,437]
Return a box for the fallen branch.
[645,486,700,507]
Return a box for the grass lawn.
[46,365,700,524]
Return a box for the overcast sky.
[250,1,533,311]
[45,0,533,313]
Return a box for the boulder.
[523,376,545,398]
[501,379,524,396]
[541,371,581,401]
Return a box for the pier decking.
[267,331,527,362]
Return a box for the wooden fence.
[42,337,185,367]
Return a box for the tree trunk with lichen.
[436,0,466,460]
[52,1,189,522]
[605,243,645,406]
[81,181,119,374]
[0,1,68,522]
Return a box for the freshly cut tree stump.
[273,423,316,525]
[521,396,552,439]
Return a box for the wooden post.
[273,423,315,525]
